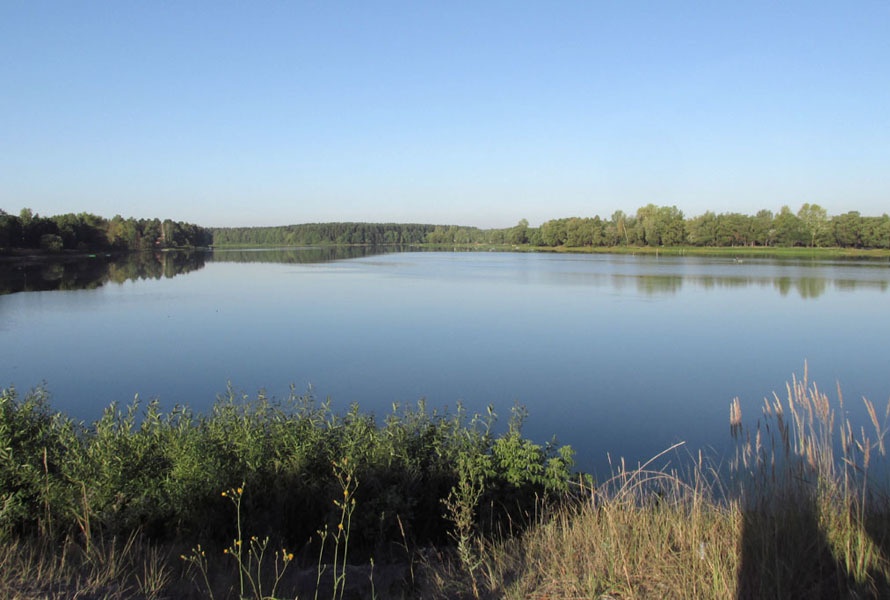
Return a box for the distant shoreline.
[4,243,890,265]
[0,247,204,265]
[212,242,890,260]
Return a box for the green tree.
[39,233,63,251]
[564,218,591,247]
[19,208,33,225]
[717,213,753,246]
[610,210,631,246]
[635,204,685,246]
[752,209,775,246]
[508,219,529,245]
[52,213,80,249]
[141,219,162,249]
[539,219,568,247]
[797,203,829,247]
[608,210,639,245]
[773,206,804,246]
[634,204,657,245]
[685,211,718,246]
[0,211,23,249]
[831,211,863,248]
[21,213,58,249]
[861,215,890,249]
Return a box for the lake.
[2,248,889,477]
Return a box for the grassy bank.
[546,244,890,260]
[444,243,890,260]
[214,242,890,261]
[2,371,890,598]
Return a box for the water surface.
[2,249,889,476]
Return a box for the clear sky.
[1,1,888,228]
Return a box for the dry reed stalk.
[729,367,890,597]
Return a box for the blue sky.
[1,1,888,228]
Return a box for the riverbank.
[421,243,890,260]
[2,371,889,598]
[0,246,209,265]
[0,248,117,264]
[541,244,890,260]
[209,241,890,261]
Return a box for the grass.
[2,369,890,598]
[417,366,890,599]
[513,244,890,260]
[210,241,890,261]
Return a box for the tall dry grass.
[0,533,174,600]
[730,366,890,599]
[420,367,890,599]
[420,446,739,599]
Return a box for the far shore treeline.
[213,203,890,249]
[0,208,212,252]
[3,203,890,253]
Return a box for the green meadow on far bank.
[416,243,890,260]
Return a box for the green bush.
[0,385,574,560]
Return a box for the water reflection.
[520,254,889,298]
[634,275,684,295]
[209,245,396,264]
[614,269,887,298]
[2,249,888,300]
[0,246,403,295]
[775,277,826,298]
[0,251,207,295]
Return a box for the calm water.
[2,249,889,476]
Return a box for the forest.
[212,204,890,250]
[0,208,212,252]
[4,203,890,253]
[211,222,438,246]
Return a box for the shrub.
[0,385,574,559]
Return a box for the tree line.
[0,208,213,252]
[212,204,890,250]
[6,204,889,252]
[492,204,889,249]
[524,204,890,249]
[212,222,438,246]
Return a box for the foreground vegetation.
[2,370,890,598]
[436,370,890,600]
[0,386,573,598]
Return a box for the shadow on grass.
[736,480,888,599]
[732,373,890,599]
